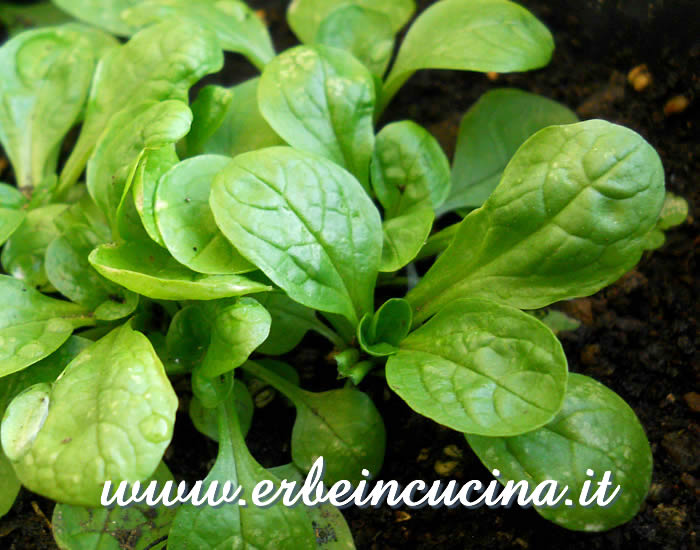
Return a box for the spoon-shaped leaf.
[168,378,316,549]
[386,298,568,436]
[408,120,666,323]
[87,100,192,232]
[258,45,376,190]
[52,461,177,550]
[467,374,653,531]
[1,323,178,506]
[381,0,553,110]
[210,147,382,325]
[243,361,386,485]
[0,275,93,377]
[0,24,117,192]
[441,88,578,215]
[287,0,415,44]
[89,240,270,301]
[58,19,223,193]
[155,155,254,275]
[121,0,275,70]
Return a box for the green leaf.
[314,5,395,80]
[0,182,27,246]
[2,323,178,506]
[380,204,434,273]
[0,451,20,518]
[287,0,415,44]
[467,374,653,531]
[121,0,275,70]
[51,0,138,35]
[165,305,211,372]
[371,120,451,214]
[168,378,316,549]
[258,45,376,190]
[184,85,234,157]
[643,191,689,250]
[210,147,382,325]
[155,155,255,275]
[256,292,327,355]
[243,361,386,485]
[0,336,90,518]
[87,100,192,232]
[0,1,74,36]
[269,463,356,550]
[382,0,554,109]
[195,78,284,158]
[59,19,223,193]
[440,88,579,215]
[408,120,666,323]
[530,309,581,334]
[131,146,179,247]
[52,461,177,550]
[199,298,271,377]
[45,224,138,320]
[89,240,271,301]
[358,298,412,356]
[1,203,67,289]
[0,24,117,192]
[0,275,92,377]
[386,298,568,435]
[190,381,254,441]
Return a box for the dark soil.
[1,1,697,549]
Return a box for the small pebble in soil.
[664,94,690,116]
[433,459,459,476]
[443,444,463,459]
[416,448,430,462]
[683,392,700,412]
[627,64,653,91]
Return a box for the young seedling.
[0,1,689,548]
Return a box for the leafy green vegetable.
[199,297,271,377]
[155,154,254,275]
[0,275,93,377]
[1,203,67,289]
[2,323,178,506]
[86,100,192,234]
[243,361,386,485]
[190,381,254,441]
[210,147,382,325]
[314,5,395,80]
[381,0,554,109]
[358,297,412,356]
[58,19,223,195]
[269,463,357,550]
[52,461,177,550]
[441,88,579,215]
[408,120,666,323]
[168,377,316,549]
[45,223,139,320]
[0,182,27,246]
[643,191,689,250]
[194,78,284,158]
[121,0,275,70]
[387,298,567,435]
[184,85,234,157]
[467,374,653,531]
[0,24,116,193]
[287,0,415,44]
[89,240,270,301]
[258,45,376,190]
[0,336,90,517]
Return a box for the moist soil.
[0,1,697,549]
